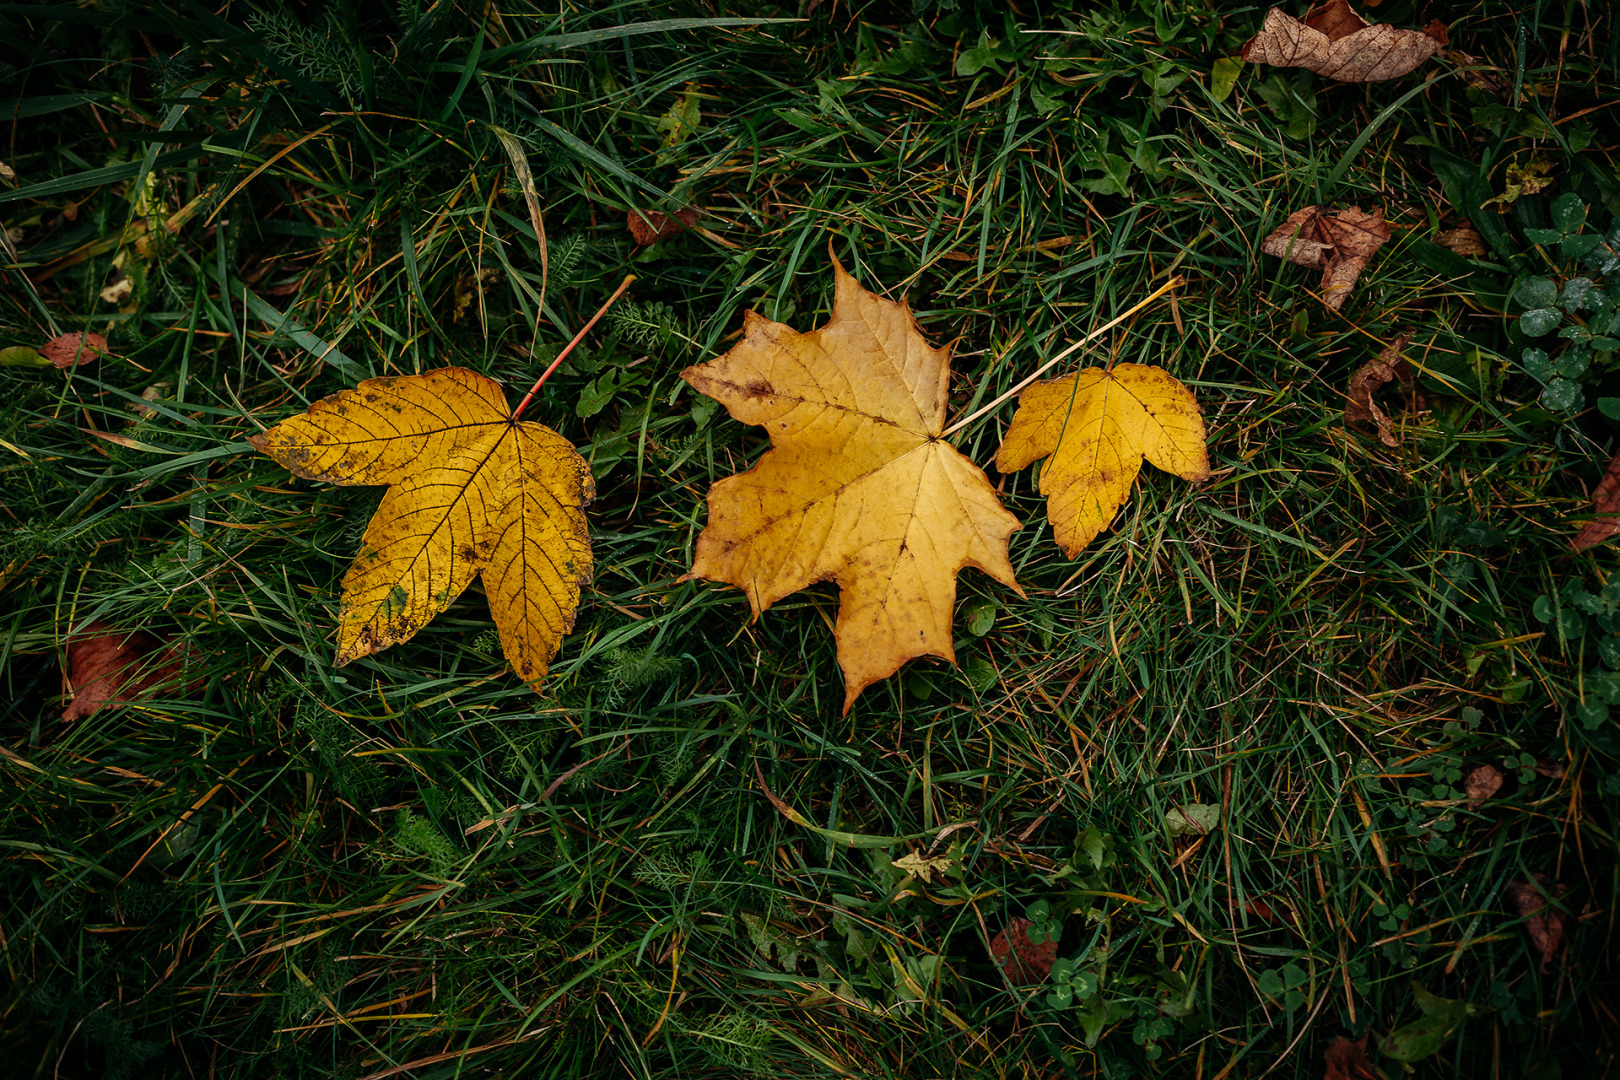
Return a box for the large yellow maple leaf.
[249,367,593,687]
[993,365,1209,557]
[681,257,1022,712]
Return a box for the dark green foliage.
[1,0,1618,1078]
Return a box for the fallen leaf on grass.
[1242,1,1447,82]
[1505,875,1568,971]
[1571,446,1620,551]
[1261,206,1391,310]
[1463,764,1503,810]
[1345,330,1419,448]
[1483,159,1556,212]
[892,850,956,884]
[41,331,111,368]
[989,917,1056,985]
[250,368,593,688]
[1436,227,1488,257]
[62,620,203,721]
[628,207,698,246]
[1165,803,1221,836]
[1323,1034,1377,1080]
[681,256,1022,712]
[993,366,1209,557]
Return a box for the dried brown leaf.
[1243,2,1447,82]
[1323,1034,1377,1080]
[1261,206,1391,310]
[1436,227,1488,257]
[42,331,110,369]
[989,917,1056,986]
[1504,875,1568,972]
[1464,764,1503,810]
[628,207,698,246]
[1572,446,1620,551]
[62,620,203,721]
[1345,331,1417,446]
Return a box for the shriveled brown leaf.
[62,619,204,721]
[989,917,1056,986]
[1345,331,1419,447]
[1324,1034,1377,1080]
[1572,446,1620,551]
[1504,875,1568,972]
[1437,227,1488,257]
[1464,764,1503,810]
[1532,758,1566,780]
[1262,206,1392,310]
[41,331,111,369]
[1243,2,1447,82]
[627,207,698,246]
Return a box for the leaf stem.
[510,274,637,423]
[940,276,1183,439]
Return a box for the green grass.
[2,1,1618,1077]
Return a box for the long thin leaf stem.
[940,276,1183,439]
[510,274,636,423]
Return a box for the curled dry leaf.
[993,365,1209,557]
[1463,763,1503,810]
[1323,1034,1377,1080]
[1242,1,1447,83]
[1571,446,1620,552]
[62,619,203,721]
[1261,206,1392,310]
[989,917,1056,986]
[627,207,698,246]
[41,331,111,369]
[1504,875,1568,972]
[250,368,594,688]
[681,255,1022,713]
[1436,227,1488,257]
[1345,330,1419,448]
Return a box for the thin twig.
[509,274,636,423]
[940,276,1183,438]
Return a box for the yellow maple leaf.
[249,367,593,687]
[993,365,1209,557]
[681,257,1022,713]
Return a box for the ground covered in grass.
[2,2,1618,1078]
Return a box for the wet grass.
[2,1,1618,1077]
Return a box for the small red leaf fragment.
[1463,764,1503,810]
[42,332,111,369]
[62,619,203,721]
[1572,446,1620,551]
[989,917,1056,985]
[1504,875,1568,972]
[1323,1034,1377,1080]
[628,207,698,245]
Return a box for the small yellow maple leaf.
[994,365,1209,557]
[681,256,1023,713]
[250,367,593,687]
